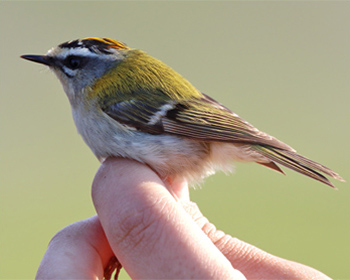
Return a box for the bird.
[21,37,344,188]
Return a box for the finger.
[36,216,114,279]
[181,201,333,280]
[165,176,190,202]
[92,157,246,279]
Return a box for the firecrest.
[21,37,344,187]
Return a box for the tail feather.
[253,146,345,188]
[258,161,285,175]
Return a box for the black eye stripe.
[63,55,87,70]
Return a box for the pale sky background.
[1,2,349,279]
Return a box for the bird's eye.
[64,55,84,70]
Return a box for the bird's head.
[21,37,130,105]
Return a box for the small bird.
[21,37,344,188]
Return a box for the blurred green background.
[1,1,349,279]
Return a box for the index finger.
[92,157,245,279]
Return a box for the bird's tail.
[253,146,345,188]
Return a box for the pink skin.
[36,158,332,280]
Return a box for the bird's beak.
[21,55,53,66]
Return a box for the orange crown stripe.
[82,37,129,50]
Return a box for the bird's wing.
[101,93,294,151]
[101,93,344,187]
[101,93,166,134]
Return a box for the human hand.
[36,158,332,279]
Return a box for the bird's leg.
[103,256,122,280]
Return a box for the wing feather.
[102,93,294,150]
[163,95,295,150]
